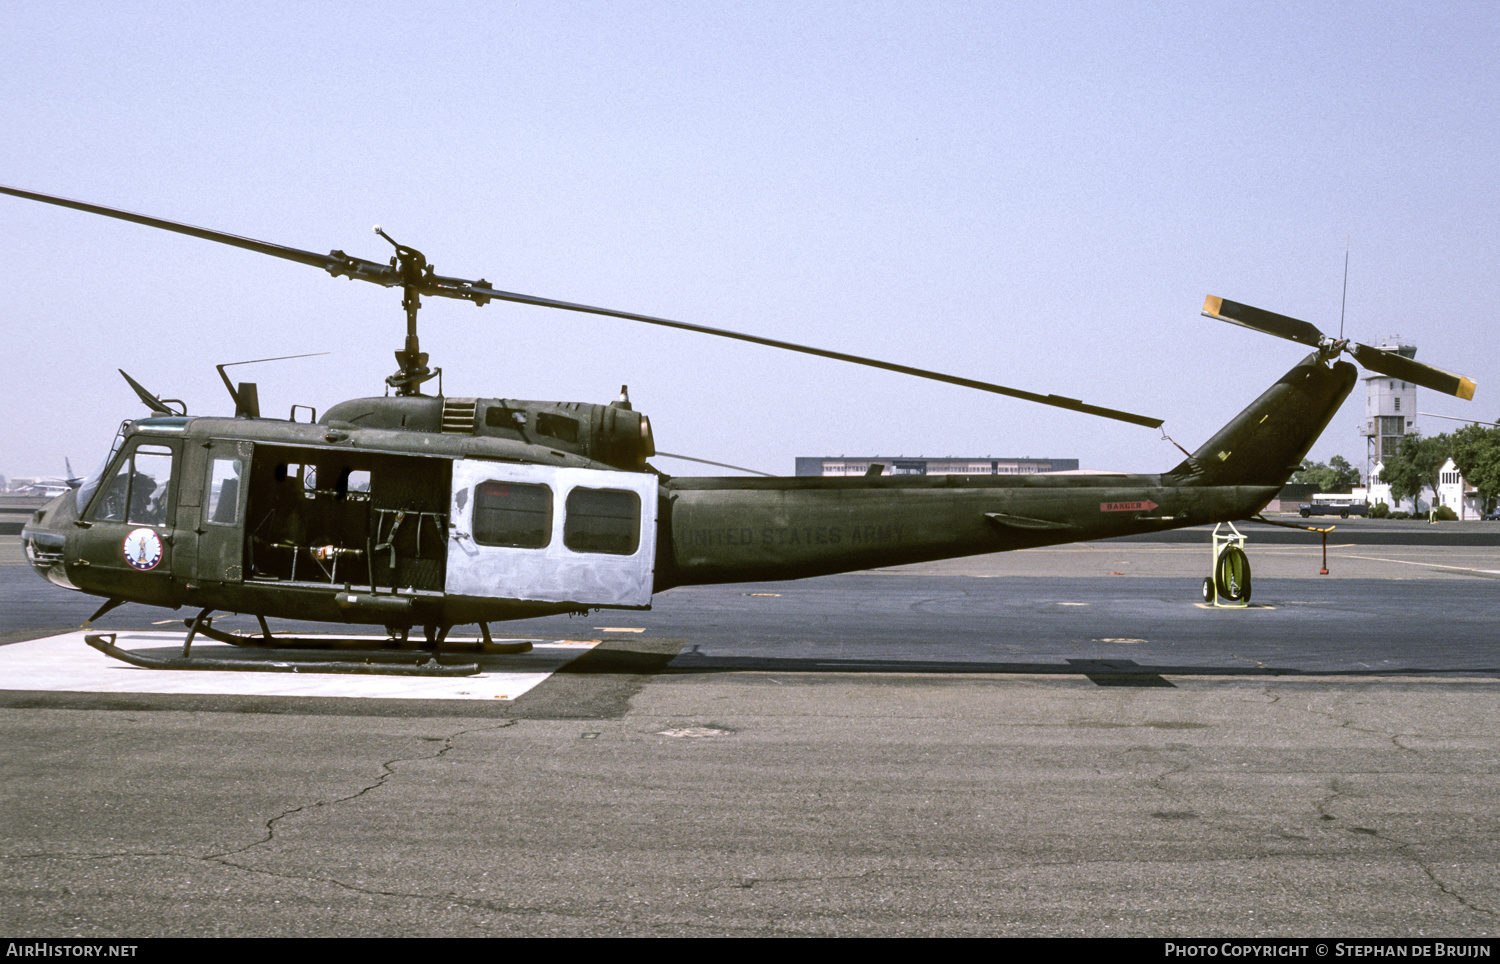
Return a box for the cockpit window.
[75,421,131,513]
[92,443,175,526]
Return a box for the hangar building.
[795,456,1079,477]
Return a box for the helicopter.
[5,184,1476,677]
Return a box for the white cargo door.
[446,460,658,608]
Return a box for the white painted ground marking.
[1192,603,1277,610]
[0,632,597,701]
[1334,553,1499,576]
[595,627,645,633]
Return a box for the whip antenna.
[1339,237,1350,341]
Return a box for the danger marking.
[1100,500,1158,512]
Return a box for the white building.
[1368,457,1482,519]
[1357,338,1490,518]
[795,456,1078,477]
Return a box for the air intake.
[440,397,477,434]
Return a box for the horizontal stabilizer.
[984,511,1074,531]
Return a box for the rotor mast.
[375,226,435,395]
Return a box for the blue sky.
[3,1,1496,478]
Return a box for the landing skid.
[84,609,536,677]
[85,632,483,677]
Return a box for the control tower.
[1362,337,1417,483]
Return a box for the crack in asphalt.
[1318,819,1500,922]
[1294,697,1419,751]
[1,721,518,882]
[1404,847,1499,920]
[1315,771,1496,921]
[206,720,517,863]
[1314,780,1343,823]
[97,718,560,916]
[0,722,535,912]
[1134,700,1496,924]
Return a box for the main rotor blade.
[1,184,1161,427]
[0,184,399,287]
[1350,343,1476,400]
[654,452,776,477]
[1202,295,1325,348]
[453,282,1164,428]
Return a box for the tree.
[1292,455,1363,492]
[1326,455,1362,488]
[1450,423,1500,511]
[1380,433,1451,509]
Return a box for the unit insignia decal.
[123,528,164,571]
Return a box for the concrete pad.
[0,632,598,701]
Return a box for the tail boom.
[654,353,1355,589]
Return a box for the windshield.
[75,421,131,513]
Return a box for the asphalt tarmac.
[1,533,1496,937]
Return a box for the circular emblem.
[123,528,164,571]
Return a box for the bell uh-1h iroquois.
[5,185,1477,677]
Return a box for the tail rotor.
[1201,296,1475,401]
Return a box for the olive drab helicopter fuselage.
[5,185,1475,671]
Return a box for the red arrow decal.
[1100,500,1159,513]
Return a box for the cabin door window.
[473,481,553,548]
[206,455,244,525]
[194,441,252,584]
[563,487,642,555]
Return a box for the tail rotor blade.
[1350,343,1476,400]
[1202,296,1325,348]
[1202,293,1476,402]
